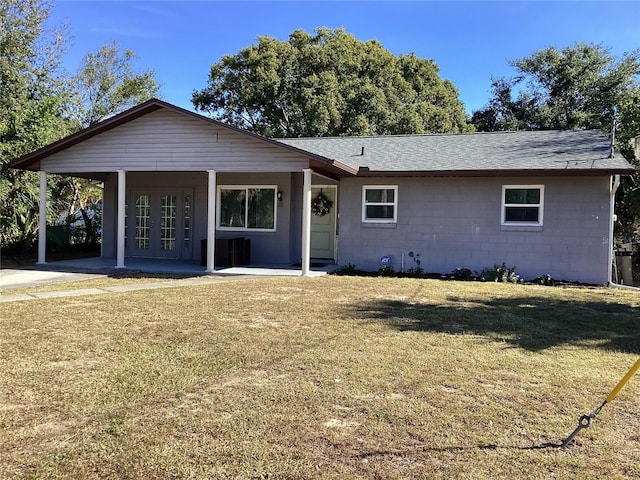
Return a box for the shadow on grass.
[352,295,639,354]
[353,442,564,460]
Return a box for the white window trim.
[362,185,398,223]
[217,185,278,232]
[501,185,544,226]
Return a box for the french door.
[127,190,192,258]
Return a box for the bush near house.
[335,263,569,286]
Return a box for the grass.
[1,276,638,479]
[2,272,206,295]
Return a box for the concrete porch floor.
[33,257,339,277]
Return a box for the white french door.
[127,190,192,258]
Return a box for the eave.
[9,99,357,177]
[355,167,636,177]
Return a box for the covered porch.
[11,100,355,276]
[35,168,338,276]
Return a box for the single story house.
[10,99,635,284]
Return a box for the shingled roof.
[277,130,635,177]
[9,97,634,178]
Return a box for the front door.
[310,186,337,260]
[128,190,192,258]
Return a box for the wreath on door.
[311,189,333,216]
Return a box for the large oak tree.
[192,28,472,137]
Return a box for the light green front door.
[310,186,337,260]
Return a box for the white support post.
[37,171,47,264]
[301,168,312,276]
[206,170,217,273]
[116,170,126,268]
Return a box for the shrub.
[480,263,521,283]
[335,263,358,275]
[533,274,555,286]
[451,267,474,281]
[378,265,396,277]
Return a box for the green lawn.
[1,276,638,479]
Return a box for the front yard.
[1,276,638,479]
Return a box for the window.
[183,194,191,249]
[217,186,277,231]
[502,185,544,226]
[362,186,397,223]
[135,194,150,249]
[160,195,177,251]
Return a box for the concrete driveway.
[0,268,108,292]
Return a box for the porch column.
[206,170,217,273]
[37,171,47,264]
[301,168,312,276]
[116,170,126,268]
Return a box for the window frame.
[362,185,398,224]
[217,185,278,232]
[501,185,544,227]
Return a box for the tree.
[471,43,640,240]
[470,77,541,131]
[60,42,161,246]
[510,44,639,131]
[472,44,640,133]
[192,28,472,137]
[69,41,161,127]
[614,87,640,240]
[1,2,162,252]
[0,0,73,250]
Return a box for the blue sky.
[48,1,640,115]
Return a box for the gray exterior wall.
[62,106,614,282]
[215,172,298,264]
[41,109,309,174]
[336,176,612,284]
[102,171,302,264]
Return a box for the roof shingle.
[277,130,634,175]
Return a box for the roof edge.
[355,167,636,177]
[9,98,356,176]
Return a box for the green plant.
[533,274,555,286]
[480,263,521,283]
[451,267,474,281]
[338,263,358,275]
[378,265,395,276]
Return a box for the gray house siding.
[337,176,611,284]
[12,99,628,283]
[102,171,301,265]
[40,109,309,174]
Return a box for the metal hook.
[561,414,592,448]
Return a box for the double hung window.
[362,186,398,223]
[502,185,544,226]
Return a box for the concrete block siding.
[12,100,631,283]
[337,176,611,284]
